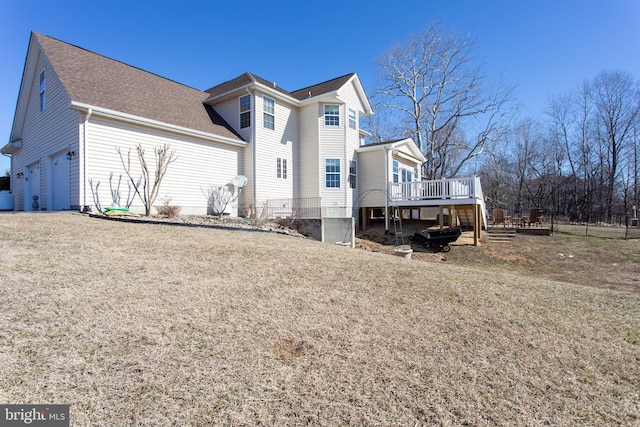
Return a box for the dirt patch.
[356,220,640,293]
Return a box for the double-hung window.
[39,70,46,112]
[324,105,340,126]
[393,160,399,183]
[348,108,357,130]
[277,157,287,179]
[263,96,275,130]
[240,95,251,128]
[325,159,340,188]
[349,160,357,189]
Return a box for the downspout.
[344,105,348,216]
[247,88,256,217]
[384,146,390,232]
[82,108,92,211]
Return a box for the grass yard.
[0,213,638,425]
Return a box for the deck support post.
[360,207,368,233]
[473,204,479,246]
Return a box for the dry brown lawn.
[0,213,638,426]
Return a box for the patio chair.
[492,208,506,227]
[529,208,544,226]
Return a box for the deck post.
[473,204,478,246]
[450,204,456,227]
[476,204,482,241]
[439,205,444,229]
[361,207,368,233]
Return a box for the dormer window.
[324,105,340,126]
[240,95,251,128]
[39,70,46,112]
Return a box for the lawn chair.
[492,208,506,227]
[529,208,544,226]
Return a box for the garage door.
[51,152,70,210]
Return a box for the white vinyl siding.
[212,97,252,142]
[11,52,79,211]
[356,142,424,208]
[355,149,387,206]
[252,90,296,205]
[86,117,242,215]
[298,103,320,198]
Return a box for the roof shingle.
[34,32,243,142]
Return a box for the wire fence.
[552,222,640,240]
[263,197,322,220]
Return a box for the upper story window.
[263,96,275,130]
[39,70,46,112]
[348,108,357,130]
[393,160,399,183]
[239,95,251,128]
[325,159,341,188]
[324,104,340,126]
[349,160,357,189]
[277,157,287,179]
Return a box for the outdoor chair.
[492,208,506,227]
[529,208,544,226]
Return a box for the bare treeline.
[368,22,640,225]
[481,70,640,224]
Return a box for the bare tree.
[117,143,177,216]
[374,22,514,179]
[591,70,640,222]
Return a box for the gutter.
[70,102,248,148]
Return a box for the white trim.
[70,101,247,148]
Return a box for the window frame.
[239,95,251,129]
[39,70,46,112]
[348,108,357,130]
[393,160,399,183]
[277,157,288,179]
[263,96,275,130]
[325,158,341,188]
[349,160,357,189]
[324,104,340,127]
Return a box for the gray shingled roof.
[290,73,355,100]
[204,72,292,101]
[204,71,357,103]
[35,32,243,142]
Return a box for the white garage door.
[51,152,70,210]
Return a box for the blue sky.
[1,0,639,173]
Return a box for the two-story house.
[2,32,485,245]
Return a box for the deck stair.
[486,227,517,243]
[457,206,474,229]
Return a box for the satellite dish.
[231,175,248,188]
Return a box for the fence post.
[625,215,629,240]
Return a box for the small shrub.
[155,198,181,218]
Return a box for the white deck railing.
[389,177,482,202]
